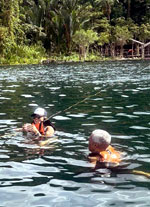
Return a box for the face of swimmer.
[32,115,44,124]
[31,107,47,124]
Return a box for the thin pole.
[47,90,101,120]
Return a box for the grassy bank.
[0,50,112,66]
[0,44,46,65]
[41,53,112,64]
[0,45,140,66]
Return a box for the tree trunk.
[131,42,134,57]
[79,46,82,60]
[105,45,109,56]
[141,44,145,59]
[136,44,140,56]
[110,43,115,58]
[102,46,105,56]
[120,43,124,58]
[79,45,86,61]
[86,46,89,57]
[127,0,131,18]
[106,2,111,21]
[84,47,87,60]
[64,24,71,54]
[99,46,103,56]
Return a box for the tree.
[47,0,92,54]
[137,23,150,58]
[21,0,47,43]
[95,0,119,21]
[0,0,24,57]
[0,27,8,56]
[73,29,98,60]
[0,0,19,40]
[138,23,150,43]
[114,24,132,57]
[96,17,111,56]
[122,0,131,18]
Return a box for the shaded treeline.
[0,0,150,63]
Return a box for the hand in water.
[23,124,33,132]
[23,123,41,135]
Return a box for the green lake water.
[0,60,150,206]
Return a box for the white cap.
[31,107,47,117]
[89,129,111,153]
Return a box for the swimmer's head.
[89,129,111,153]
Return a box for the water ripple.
[1,61,150,206]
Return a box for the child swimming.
[22,107,55,137]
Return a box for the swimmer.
[88,129,150,178]
[22,107,55,137]
[88,129,121,167]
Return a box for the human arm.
[22,123,41,136]
[44,126,55,137]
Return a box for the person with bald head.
[88,129,121,167]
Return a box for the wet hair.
[32,114,42,119]
[44,119,56,130]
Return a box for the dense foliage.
[1,0,150,64]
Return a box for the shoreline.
[0,56,149,67]
[41,57,146,65]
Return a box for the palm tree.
[127,0,131,18]
[95,0,119,21]
[47,0,92,53]
[123,0,131,18]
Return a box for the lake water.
[0,60,150,206]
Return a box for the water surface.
[0,60,150,206]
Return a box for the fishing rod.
[46,90,102,120]
[12,90,102,132]
[47,61,150,120]
[131,60,150,75]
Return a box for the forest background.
[0,0,150,65]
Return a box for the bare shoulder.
[45,125,55,136]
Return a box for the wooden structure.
[127,39,150,59]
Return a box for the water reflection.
[0,60,150,206]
